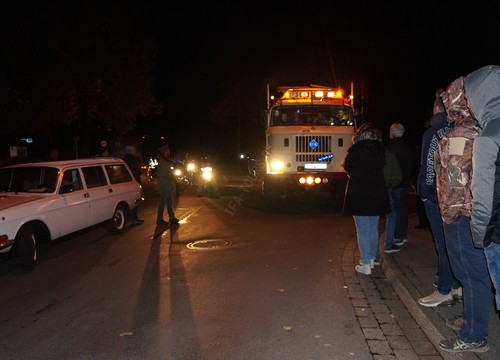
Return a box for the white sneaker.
[418,290,454,307]
[451,287,463,302]
[355,263,371,275]
[394,238,407,246]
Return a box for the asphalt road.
[0,174,436,359]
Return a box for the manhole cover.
[186,239,231,250]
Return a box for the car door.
[81,165,114,224]
[55,168,93,236]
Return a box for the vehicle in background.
[0,158,142,271]
[262,84,358,210]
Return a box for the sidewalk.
[381,198,499,359]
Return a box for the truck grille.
[295,135,332,163]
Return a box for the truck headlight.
[270,160,285,172]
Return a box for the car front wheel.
[17,225,37,271]
[108,204,127,234]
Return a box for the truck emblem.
[309,139,319,150]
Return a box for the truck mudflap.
[262,173,347,212]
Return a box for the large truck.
[262,84,358,210]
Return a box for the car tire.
[17,225,37,271]
[108,204,127,234]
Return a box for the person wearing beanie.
[386,122,414,249]
[122,145,144,225]
[342,122,391,275]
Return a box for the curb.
[382,256,480,360]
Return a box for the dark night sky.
[139,3,500,154]
[3,2,500,161]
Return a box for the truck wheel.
[108,204,127,234]
[17,225,37,271]
[263,180,287,211]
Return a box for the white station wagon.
[0,158,143,271]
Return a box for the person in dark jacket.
[386,123,414,247]
[342,122,390,275]
[123,145,144,225]
[465,65,500,314]
[435,76,492,353]
[156,143,179,226]
[417,89,461,307]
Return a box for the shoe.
[394,238,407,246]
[359,259,380,268]
[446,315,464,331]
[384,244,401,254]
[157,220,169,226]
[452,287,463,302]
[169,217,180,224]
[438,336,489,353]
[132,218,144,225]
[433,280,438,288]
[418,290,454,307]
[355,264,371,275]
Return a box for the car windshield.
[271,105,354,126]
[0,166,59,193]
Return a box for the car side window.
[105,164,133,184]
[82,166,107,188]
[60,168,83,194]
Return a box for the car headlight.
[202,171,213,181]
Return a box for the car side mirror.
[60,183,75,194]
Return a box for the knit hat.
[389,123,405,139]
[353,122,382,143]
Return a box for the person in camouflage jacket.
[434,76,492,353]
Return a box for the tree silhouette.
[1,1,160,157]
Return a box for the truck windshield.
[271,105,353,127]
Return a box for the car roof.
[1,157,126,170]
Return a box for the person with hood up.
[434,76,492,353]
[342,122,391,275]
[417,89,462,307]
[465,65,500,314]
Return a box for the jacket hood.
[464,65,500,129]
[352,122,382,143]
[441,76,471,126]
[430,112,448,129]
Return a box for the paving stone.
[354,307,374,317]
[363,327,385,340]
[358,316,379,328]
[381,323,404,336]
[392,349,420,360]
[371,304,391,314]
[375,313,397,324]
[367,339,392,355]
[385,335,412,350]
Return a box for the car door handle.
[108,188,113,193]
[84,193,90,198]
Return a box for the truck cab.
[263,85,357,210]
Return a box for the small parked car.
[0,158,143,271]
